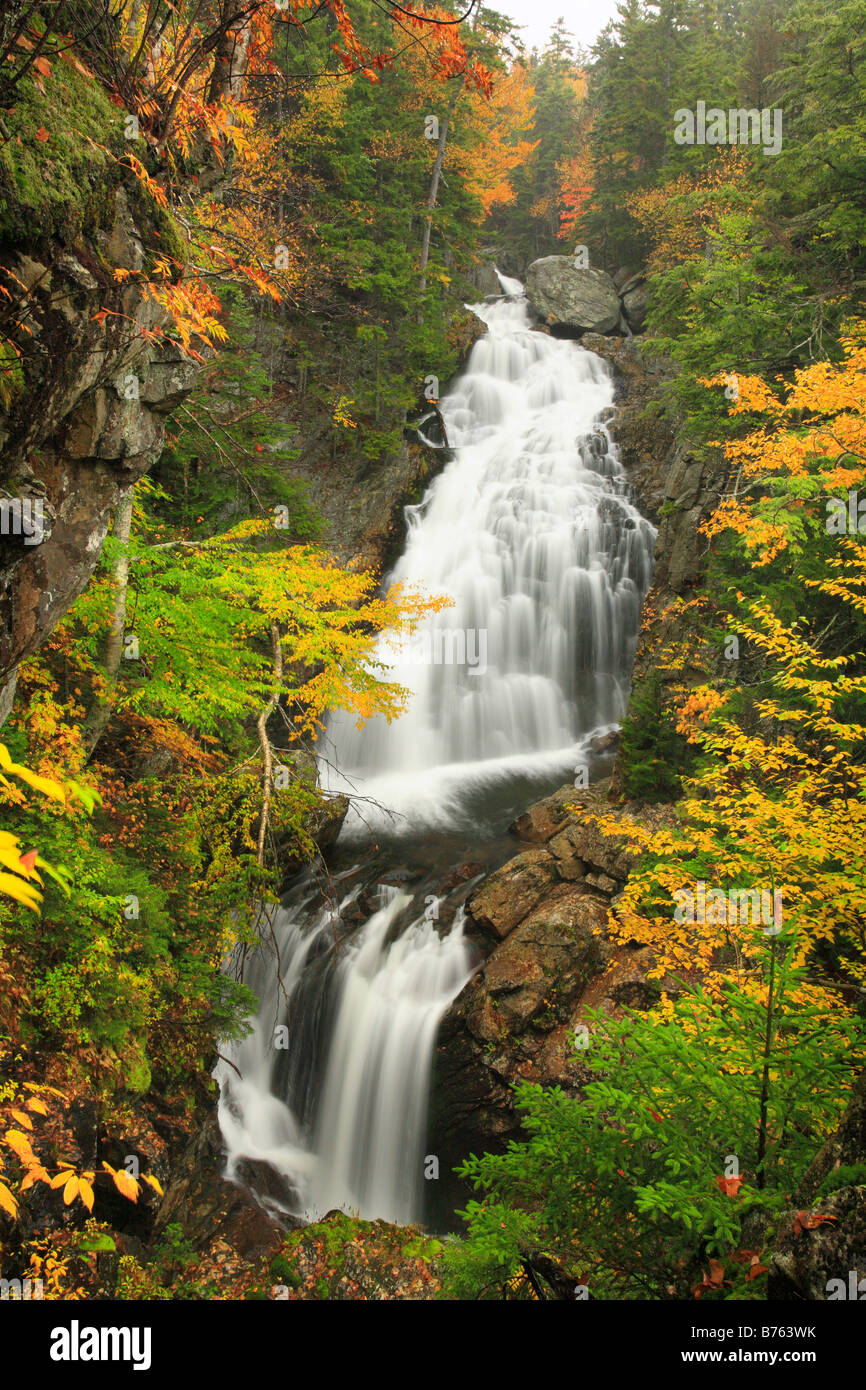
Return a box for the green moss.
[0,53,125,246]
[400,1235,444,1260]
[268,1253,301,1286]
[816,1165,866,1197]
[128,181,189,270]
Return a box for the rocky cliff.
[429,781,677,1196]
[0,52,202,723]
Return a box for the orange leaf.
[19,1165,48,1191]
[0,1180,18,1218]
[18,849,38,874]
[9,1109,33,1130]
[110,1167,139,1202]
[33,56,51,77]
[34,125,49,142]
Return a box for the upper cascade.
[322,282,656,836]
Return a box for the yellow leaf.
[111,1168,139,1203]
[49,1169,75,1190]
[0,1180,18,1218]
[142,1173,164,1196]
[0,872,42,910]
[10,1109,33,1130]
[0,844,28,874]
[63,1175,79,1205]
[0,747,66,801]
[3,1129,36,1162]
[26,1097,47,1115]
[77,1177,94,1212]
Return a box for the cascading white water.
[321,283,656,835]
[217,883,476,1224]
[217,279,656,1226]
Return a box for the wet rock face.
[525,258,622,335]
[154,1117,285,1262]
[429,780,673,1188]
[0,185,201,717]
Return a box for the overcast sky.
[493,0,622,57]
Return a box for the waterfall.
[321,286,656,836]
[217,882,476,1224]
[217,280,656,1226]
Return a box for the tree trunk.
[418,87,460,320]
[83,489,135,760]
[206,7,253,106]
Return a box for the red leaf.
[715,1174,744,1197]
[792,1209,837,1236]
[18,849,38,874]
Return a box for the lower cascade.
[216,278,656,1225]
[217,880,476,1224]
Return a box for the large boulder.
[525,257,622,335]
[471,259,502,297]
[154,1117,284,1262]
[430,881,614,1199]
[428,781,676,1206]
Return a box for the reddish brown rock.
[467,847,559,941]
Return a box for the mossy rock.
[273,1211,444,1299]
[0,51,125,246]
